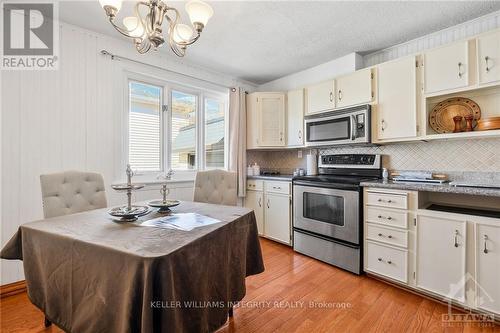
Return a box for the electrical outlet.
[297,150,302,158]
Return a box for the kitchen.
[1,1,500,332]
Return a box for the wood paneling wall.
[0,22,254,285]
[363,11,500,67]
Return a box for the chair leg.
[228,306,234,317]
[44,316,52,327]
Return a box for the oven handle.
[293,181,361,191]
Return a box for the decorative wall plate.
[429,97,481,134]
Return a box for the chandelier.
[98,0,213,56]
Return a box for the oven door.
[293,184,360,244]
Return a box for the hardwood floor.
[1,238,498,333]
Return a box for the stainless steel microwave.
[305,105,371,147]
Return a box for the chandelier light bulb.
[99,0,123,16]
[185,0,213,27]
[123,17,145,38]
[173,24,194,43]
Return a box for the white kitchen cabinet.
[246,93,259,149]
[246,92,286,148]
[424,41,469,94]
[258,93,286,147]
[416,214,467,303]
[376,56,418,141]
[287,89,304,147]
[264,193,291,244]
[245,190,264,235]
[335,68,374,109]
[305,80,335,115]
[477,30,500,85]
[475,222,500,314]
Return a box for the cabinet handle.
[454,230,459,247]
[378,257,383,262]
[298,130,302,139]
[388,235,393,239]
[267,199,270,209]
[381,119,386,131]
[280,132,283,142]
[387,260,392,265]
[338,90,342,101]
[485,56,490,72]
[377,215,393,221]
[378,233,383,237]
[458,62,463,78]
[258,197,262,207]
[272,186,281,190]
[377,198,393,204]
[483,234,489,254]
[329,92,333,102]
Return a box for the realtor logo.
[1,1,59,69]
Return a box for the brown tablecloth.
[1,201,264,333]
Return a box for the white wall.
[0,22,256,285]
[257,52,363,91]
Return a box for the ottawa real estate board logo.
[1,1,59,70]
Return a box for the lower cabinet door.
[264,193,291,244]
[244,190,264,235]
[416,214,466,303]
[476,223,500,315]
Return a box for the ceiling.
[59,1,500,85]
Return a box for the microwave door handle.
[351,115,357,140]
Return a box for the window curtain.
[228,87,247,198]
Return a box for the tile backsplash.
[246,138,500,175]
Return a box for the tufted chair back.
[193,170,238,206]
[40,171,107,218]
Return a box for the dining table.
[0,200,265,333]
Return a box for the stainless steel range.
[292,154,382,274]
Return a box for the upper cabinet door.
[246,93,259,149]
[477,31,500,85]
[335,68,374,109]
[376,56,418,141]
[424,41,469,94]
[475,222,500,315]
[287,89,304,147]
[305,80,335,115]
[258,93,286,147]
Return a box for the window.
[128,81,162,172]
[171,90,197,170]
[127,76,227,176]
[204,98,225,169]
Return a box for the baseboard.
[0,280,26,298]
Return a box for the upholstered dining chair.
[40,170,107,219]
[193,169,238,206]
[39,171,107,327]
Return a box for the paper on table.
[140,213,221,231]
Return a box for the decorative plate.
[108,205,150,222]
[429,97,481,134]
[148,199,181,213]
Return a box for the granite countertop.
[360,180,500,198]
[247,174,294,181]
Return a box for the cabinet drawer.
[367,191,408,210]
[366,207,408,229]
[366,223,408,248]
[247,179,263,191]
[265,181,290,195]
[366,241,408,283]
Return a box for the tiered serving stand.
[108,164,150,222]
[147,170,180,213]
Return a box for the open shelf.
[423,85,500,140]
